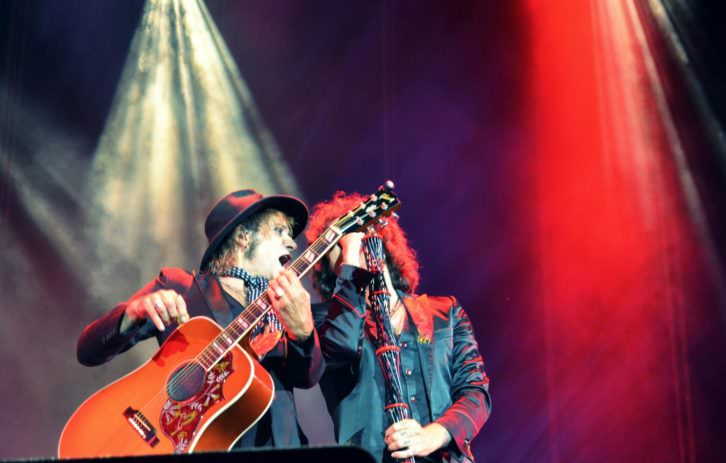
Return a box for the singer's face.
[239,210,296,279]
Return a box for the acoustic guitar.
[58,182,400,458]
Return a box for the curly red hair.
[305,191,420,299]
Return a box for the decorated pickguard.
[159,353,234,453]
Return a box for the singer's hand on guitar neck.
[121,290,190,333]
[267,269,313,341]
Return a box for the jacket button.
[405,368,413,376]
[410,395,417,402]
[401,342,408,348]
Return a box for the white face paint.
[239,210,296,279]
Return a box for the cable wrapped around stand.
[363,234,415,463]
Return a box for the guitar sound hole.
[167,362,205,402]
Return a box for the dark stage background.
[1,1,725,462]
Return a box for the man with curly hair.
[307,191,491,463]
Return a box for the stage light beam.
[86,0,301,302]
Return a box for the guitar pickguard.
[159,353,234,453]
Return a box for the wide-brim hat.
[200,189,308,270]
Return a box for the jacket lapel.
[192,272,235,327]
[402,293,434,414]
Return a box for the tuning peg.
[378,219,389,228]
[392,212,400,220]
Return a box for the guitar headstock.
[332,180,401,234]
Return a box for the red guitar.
[58,183,400,458]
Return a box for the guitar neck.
[196,226,343,370]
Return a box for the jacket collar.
[401,292,433,344]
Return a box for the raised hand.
[384,419,452,460]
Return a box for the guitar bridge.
[123,406,160,447]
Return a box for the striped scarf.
[217,266,284,336]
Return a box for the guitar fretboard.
[197,227,343,370]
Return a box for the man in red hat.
[77,189,322,449]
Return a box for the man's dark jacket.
[313,266,491,463]
[77,267,323,448]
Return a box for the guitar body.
[58,317,274,458]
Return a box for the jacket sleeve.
[434,298,491,460]
[318,265,372,369]
[270,327,325,389]
[76,271,169,366]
